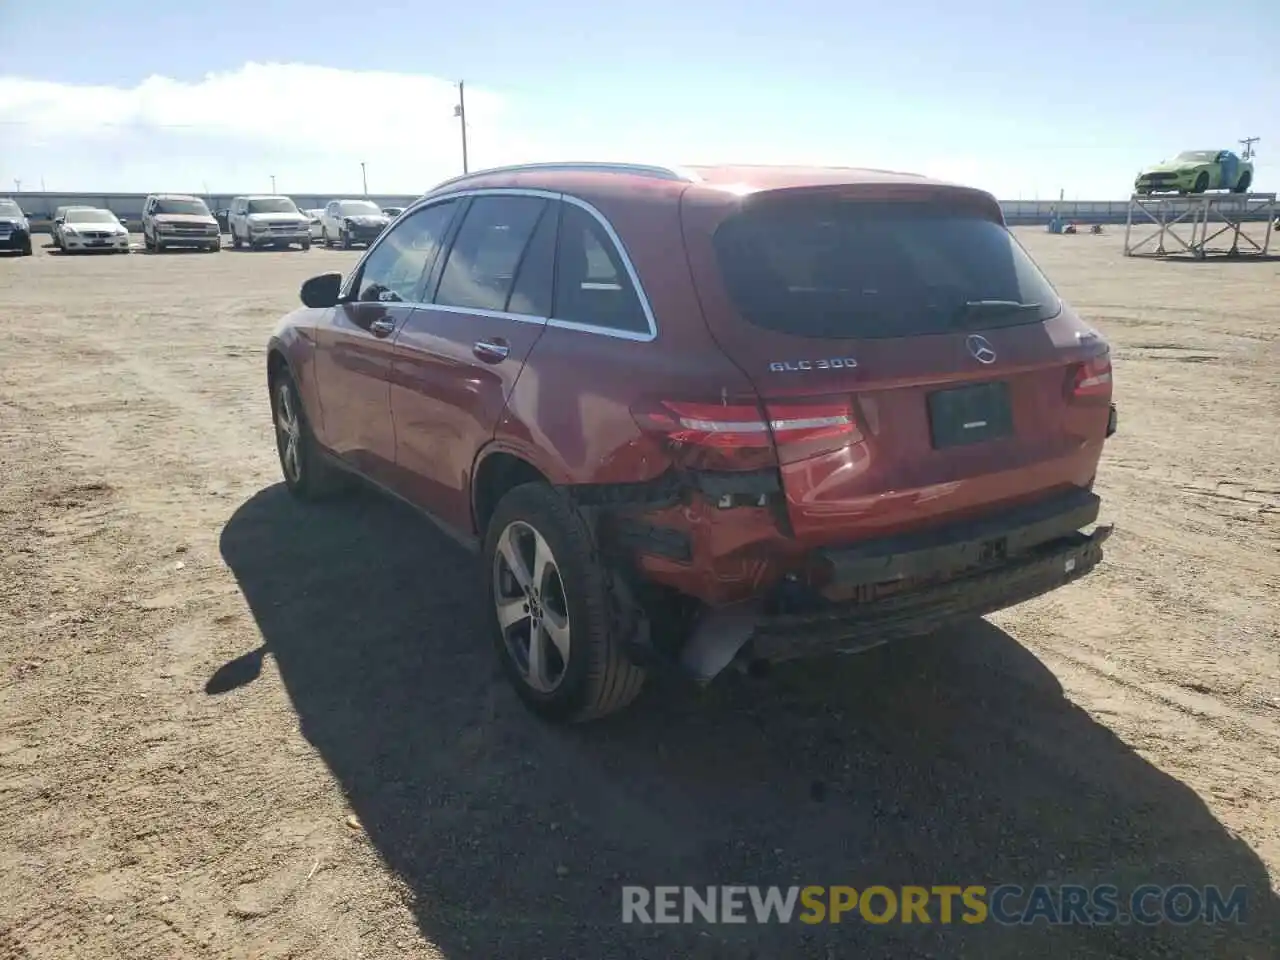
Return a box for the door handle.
[473,339,510,363]
[369,318,396,338]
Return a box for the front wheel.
[20,238,33,257]
[1192,172,1209,193]
[300,238,311,251]
[271,370,353,501]
[484,483,646,722]
[1233,172,1251,194]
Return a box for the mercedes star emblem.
[967,334,997,364]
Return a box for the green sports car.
[1134,150,1254,195]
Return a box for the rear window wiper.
[952,300,1042,326]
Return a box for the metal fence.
[7,191,1276,232]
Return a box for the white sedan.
[59,208,131,253]
[302,209,325,242]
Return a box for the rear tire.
[270,370,354,501]
[483,483,647,723]
[340,229,353,250]
[232,225,243,249]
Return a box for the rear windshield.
[338,201,381,216]
[155,199,211,217]
[712,200,1061,339]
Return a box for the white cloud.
[0,63,539,194]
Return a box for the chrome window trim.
[343,187,659,343]
[424,303,548,326]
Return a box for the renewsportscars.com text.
[621,884,1248,926]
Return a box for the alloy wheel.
[274,381,303,483]
[492,520,572,693]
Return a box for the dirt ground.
[1,226,1277,960]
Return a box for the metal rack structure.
[1124,192,1276,259]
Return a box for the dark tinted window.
[356,200,459,303]
[154,198,211,216]
[434,196,547,312]
[505,203,558,317]
[248,198,298,214]
[552,203,648,334]
[712,200,1061,339]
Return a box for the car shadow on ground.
[216,484,1277,959]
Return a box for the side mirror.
[55,217,64,225]
[301,272,343,309]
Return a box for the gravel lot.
[1,228,1277,959]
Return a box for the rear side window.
[434,195,547,312]
[552,203,649,334]
[712,200,1061,339]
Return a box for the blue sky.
[1,0,1277,199]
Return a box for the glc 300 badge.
[769,358,858,372]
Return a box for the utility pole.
[360,161,368,196]
[454,81,469,174]
[1239,136,1259,161]
[270,174,277,193]
[12,179,20,193]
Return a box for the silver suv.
[228,196,311,251]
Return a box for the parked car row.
[1,194,406,256]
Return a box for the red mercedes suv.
[266,161,1117,721]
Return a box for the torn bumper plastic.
[679,499,1113,682]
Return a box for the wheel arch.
[471,446,556,538]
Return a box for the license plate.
[927,381,1013,448]
[0,233,10,241]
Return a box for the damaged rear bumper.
[677,490,1113,681]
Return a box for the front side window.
[434,195,548,313]
[248,198,299,214]
[712,199,1061,339]
[355,201,459,303]
[154,198,210,217]
[552,202,648,334]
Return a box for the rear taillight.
[1068,353,1112,400]
[765,400,862,464]
[631,398,860,470]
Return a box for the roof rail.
[427,161,701,193]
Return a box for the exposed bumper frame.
[677,488,1114,681]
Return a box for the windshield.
[712,200,1061,339]
[155,199,211,217]
[1175,151,1220,162]
[248,198,299,214]
[0,200,22,218]
[338,201,381,216]
[68,209,119,224]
